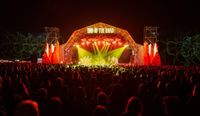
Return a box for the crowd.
[0,63,200,116]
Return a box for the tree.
[166,34,200,65]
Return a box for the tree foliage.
[0,32,45,60]
[166,34,200,65]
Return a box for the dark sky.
[1,0,200,44]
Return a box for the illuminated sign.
[87,27,115,34]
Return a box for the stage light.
[108,46,127,59]
[98,41,101,45]
[86,41,90,45]
[51,44,54,53]
[148,44,152,55]
[76,44,80,48]
[106,42,110,45]
[81,42,85,45]
[124,44,129,47]
[112,41,116,44]
[154,43,158,56]
[45,43,49,56]
[76,41,127,66]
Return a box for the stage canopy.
[60,22,143,65]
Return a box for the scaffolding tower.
[144,26,159,44]
[44,27,60,44]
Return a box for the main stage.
[42,22,160,66]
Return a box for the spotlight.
[106,42,110,45]
[60,61,63,64]
[86,41,90,45]
[98,41,101,45]
[124,44,129,47]
[112,41,116,44]
[81,42,85,45]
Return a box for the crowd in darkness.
[0,63,200,116]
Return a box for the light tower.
[144,26,159,44]
[143,26,159,65]
[43,27,60,64]
[44,27,60,44]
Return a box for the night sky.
[1,0,200,44]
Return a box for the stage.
[42,22,160,66]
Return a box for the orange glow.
[106,42,110,45]
[143,42,150,65]
[51,44,54,53]
[98,41,101,45]
[154,43,158,57]
[86,41,90,45]
[81,42,85,45]
[148,44,152,55]
[52,41,60,64]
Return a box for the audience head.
[124,96,143,116]
[192,84,200,96]
[76,86,87,100]
[37,88,48,100]
[97,91,109,106]
[94,87,103,98]
[162,96,181,116]
[47,97,63,115]
[15,100,39,116]
[54,77,63,88]
[93,105,109,116]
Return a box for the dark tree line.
[159,34,200,65]
[0,32,45,60]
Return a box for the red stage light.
[86,41,90,45]
[106,42,110,45]
[81,42,85,45]
[98,41,101,45]
[112,41,116,44]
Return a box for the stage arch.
[59,22,144,65]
